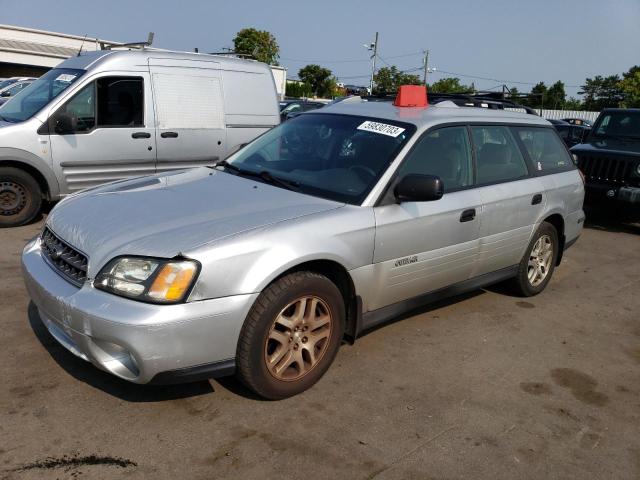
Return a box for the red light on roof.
[394,85,427,107]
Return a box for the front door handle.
[531,193,543,205]
[161,131,179,138]
[460,208,476,222]
[131,132,151,139]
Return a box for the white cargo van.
[0,49,280,227]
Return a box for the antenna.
[77,34,88,56]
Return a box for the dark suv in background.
[571,109,640,221]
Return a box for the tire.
[509,222,559,297]
[236,271,345,399]
[0,167,42,228]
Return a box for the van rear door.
[148,58,225,173]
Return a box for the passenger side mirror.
[394,174,444,203]
[52,112,78,135]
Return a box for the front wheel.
[236,271,345,399]
[0,167,42,228]
[509,222,559,297]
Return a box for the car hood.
[571,138,640,157]
[46,168,343,275]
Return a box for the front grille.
[40,227,88,287]
[577,154,634,184]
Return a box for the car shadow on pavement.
[28,302,215,402]
[583,209,640,235]
[357,290,485,338]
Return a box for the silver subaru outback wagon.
[22,90,585,399]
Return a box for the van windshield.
[0,68,84,123]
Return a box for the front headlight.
[94,257,200,304]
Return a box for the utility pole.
[422,49,430,86]
[369,32,378,94]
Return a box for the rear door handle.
[531,193,543,205]
[160,131,179,138]
[460,208,476,222]
[131,132,151,139]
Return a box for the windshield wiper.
[210,160,300,192]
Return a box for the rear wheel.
[509,222,559,296]
[236,271,345,399]
[0,167,42,228]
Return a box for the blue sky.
[2,0,639,97]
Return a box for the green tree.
[232,28,279,65]
[528,82,548,110]
[428,77,473,93]
[564,97,583,110]
[373,66,421,94]
[579,75,624,110]
[285,81,313,98]
[298,64,334,97]
[546,81,566,109]
[620,65,640,108]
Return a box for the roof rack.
[101,32,154,50]
[362,91,538,115]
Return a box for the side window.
[397,126,473,192]
[96,77,143,127]
[516,127,572,173]
[60,82,96,132]
[471,126,529,184]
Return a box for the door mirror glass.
[395,174,443,202]
[53,112,78,134]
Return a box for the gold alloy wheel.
[528,234,553,287]
[264,295,332,381]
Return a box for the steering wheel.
[348,165,376,182]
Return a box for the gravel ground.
[1,214,639,480]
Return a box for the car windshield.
[226,113,415,204]
[593,111,640,139]
[0,68,84,123]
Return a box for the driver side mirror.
[395,174,444,203]
[52,112,77,135]
[581,128,591,142]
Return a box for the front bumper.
[584,183,640,217]
[21,238,258,384]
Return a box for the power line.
[280,50,423,65]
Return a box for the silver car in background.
[22,92,585,399]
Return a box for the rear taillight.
[578,169,585,184]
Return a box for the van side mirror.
[53,112,78,135]
[394,174,444,203]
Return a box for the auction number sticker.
[55,74,77,82]
[357,120,405,137]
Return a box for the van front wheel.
[0,167,42,228]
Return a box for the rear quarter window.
[514,127,574,174]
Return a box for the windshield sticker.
[357,121,405,138]
[55,74,77,83]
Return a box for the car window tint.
[96,77,143,127]
[516,127,572,172]
[61,82,96,132]
[398,126,473,192]
[471,126,529,184]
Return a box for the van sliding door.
[148,58,226,173]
